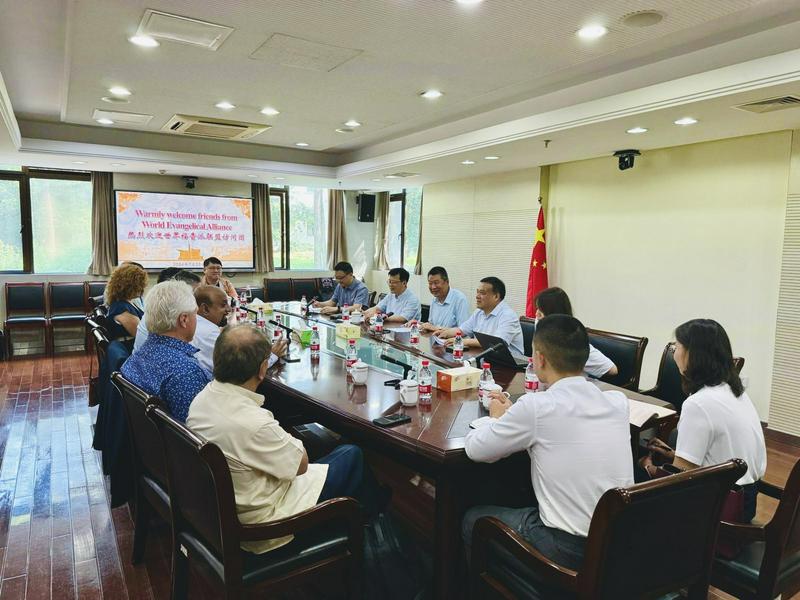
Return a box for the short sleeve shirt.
[377,288,422,322]
[331,279,370,307]
[459,301,524,355]
[428,288,470,328]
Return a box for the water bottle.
[300,295,308,315]
[478,362,494,403]
[272,328,282,350]
[342,310,350,324]
[310,326,320,359]
[342,303,350,315]
[525,357,539,392]
[275,314,284,341]
[374,310,384,333]
[453,329,464,360]
[346,338,357,372]
[257,308,266,331]
[409,320,420,345]
[418,360,432,406]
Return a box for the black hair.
[157,267,182,283]
[333,261,354,274]
[674,319,744,397]
[174,270,201,285]
[533,315,590,373]
[388,267,410,283]
[213,324,272,385]
[480,276,506,300]
[203,256,222,268]
[427,266,449,281]
[535,287,573,317]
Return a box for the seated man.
[362,267,421,324]
[200,256,237,300]
[187,324,388,554]
[462,315,633,571]
[122,280,211,422]
[419,266,470,332]
[134,269,201,351]
[313,261,370,315]
[193,285,288,372]
[436,277,524,355]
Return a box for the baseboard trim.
[763,425,800,449]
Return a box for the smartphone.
[373,414,412,428]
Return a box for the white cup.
[350,313,364,324]
[351,361,369,385]
[482,383,511,410]
[399,380,419,406]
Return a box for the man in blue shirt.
[420,266,470,331]
[436,276,524,355]
[122,280,211,422]
[363,267,421,324]
[313,261,370,315]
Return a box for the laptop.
[474,331,529,369]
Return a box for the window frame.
[270,187,289,270]
[388,191,406,268]
[0,166,91,274]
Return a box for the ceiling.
[1,0,800,189]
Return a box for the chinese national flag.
[525,204,548,317]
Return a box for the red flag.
[525,204,548,317]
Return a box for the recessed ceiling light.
[295,142,309,147]
[577,24,608,40]
[674,117,698,126]
[260,107,280,116]
[110,163,125,167]
[344,119,362,128]
[626,127,648,134]
[108,86,131,97]
[461,160,476,165]
[129,35,159,48]
[274,176,286,180]
[335,128,354,134]
[215,101,235,110]
[372,178,382,182]
[456,0,484,4]
[385,175,400,179]
[72,161,87,165]
[420,89,443,99]
[247,174,258,178]
[96,118,115,125]
[483,156,500,160]
[101,96,130,104]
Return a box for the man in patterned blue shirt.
[122,280,211,422]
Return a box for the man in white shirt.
[462,314,633,570]
[419,266,470,331]
[436,277,524,355]
[187,324,388,554]
[362,267,421,324]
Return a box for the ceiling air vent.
[383,172,419,179]
[161,115,270,140]
[733,96,800,114]
[137,10,233,50]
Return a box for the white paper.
[309,306,323,313]
[431,335,446,346]
[629,398,675,428]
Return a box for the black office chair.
[319,277,336,302]
[519,317,536,357]
[49,282,88,352]
[367,291,378,308]
[236,287,266,302]
[4,282,50,357]
[85,281,107,309]
[586,328,648,390]
[264,278,293,302]
[292,278,320,301]
[421,304,430,323]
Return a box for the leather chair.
[519,317,536,357]
[712,458,800,599]
[471,459,747,600]
[111,372,171,564]
[586,328,648,390]
[292,277,320,301]
[4,282,50,357]
[642,342,745,412]
[421,303,430,323]
[235,286,266,302]
[367,291,377,308]
[49,282,88,352]
[318,277,336,302]
[147,405,365,599]
[378,292,387,304]
[264,278,293,302]
[85,281,107,309]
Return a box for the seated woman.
[534,287,618,378]
[104,263,148,346]
[641,319,766,522]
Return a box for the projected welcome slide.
[115,191,254,269]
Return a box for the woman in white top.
[534,287,618,379]
[643,319,766,522]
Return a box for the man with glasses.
[200,256,237,300]
[362,267,421,324]
[313,261,370,315]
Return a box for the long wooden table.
[256,302,672,599]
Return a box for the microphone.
[269,319,293,335]
[470,342,504,366]
[380,354,413,380]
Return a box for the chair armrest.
[238,497,364,542]
[639,386,657,397]
[757,480,784,500]
[472,517,578,593]
[718,521,766,544]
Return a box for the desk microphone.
[380,354,412,381]
[269,319,293,335]
[470,342,504,366]
[268,319,301,362]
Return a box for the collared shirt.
[459,301,524,355]
[331,278,370,308]
[187,380,328,554]
[377,288,421,322]
[465,376,633,537]
[585,345,615,378]
[121,334,212,422]
[134,316,148,351]
[428,287,470,328]
[200,275,237,299]
[192,315,221,373]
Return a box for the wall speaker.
[357,194,376,222]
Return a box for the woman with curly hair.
[105,263,148,342]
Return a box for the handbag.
[716,485,745,559]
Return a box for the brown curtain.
[373,191,390,270]
[88,171,116,275]
[252,182,274,272]
[414,194,423,275]
[326,189,348,269]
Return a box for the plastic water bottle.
[300,295,308,315]
[342,310,350,324]
[273,328,282,349]
[525,357,539,392]
[274,315,284,341]
[418,360,432,407]
[346,339,357,372]
[453,329,464,361]
[409,320,420,345]
[478,362,494,403]
[374,310,384,333]
[257,308,266,331]
[342,303,350,315]
[310,326,320,359]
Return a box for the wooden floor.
[0,353,797,599]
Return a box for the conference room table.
[255,302,673,599]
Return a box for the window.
[386,187,423,271]
[269,186,329,270]
[0,167,92,273]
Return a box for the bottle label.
[419,384,431,394]
[346,358,356,367]
[525,379,539,391]
[454,348,463,360]
[410,335,419,344]
[311,343,320,352]
[375,325,383,332]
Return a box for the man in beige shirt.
[187,324,385,554]
[200,256,238,300]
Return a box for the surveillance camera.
[182,176,198,189]
[158,169,167,175]
[613,149,641,171]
